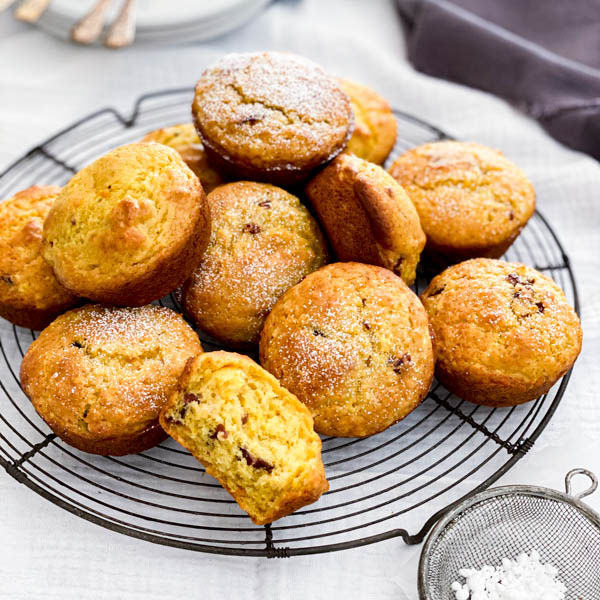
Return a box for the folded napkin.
[398,0,600,159]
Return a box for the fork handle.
[104,0,136,49]
[71,0,114,45]
[14,0,51,22]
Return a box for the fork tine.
[14,0,51,22]
[71,0,114,45]
[104,0,137,49]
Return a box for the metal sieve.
[418,468,600,599]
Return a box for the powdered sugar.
[451,550,566,600]
[200,51,348,125]
[192,52,353,170]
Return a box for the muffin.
[260,262,434,437]
[160,351,328,524]
[305,153,425,285]
[0,185,79,329]
[181,181,328,346]
[42,142,211,306]
[421,258,582,407]
[20,304,202,455]
[192,52,353,185]
[338,78,397,164]
[388,141,536,260]
[141,123,223,193]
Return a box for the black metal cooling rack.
[0,89,579,558]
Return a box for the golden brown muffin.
[141,123,224,193]
[181,181,328,346]
[192,52,353,186]
[421,258,582,407]
[260,263,434,437]
[338,78,397,164]
[388,141,536,260]
[20,304,202,455]
[42,142,210,306]
[305,153,425,285]
[0,185,80,330]
[160,351,328,524]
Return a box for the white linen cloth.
[0,1,598,598]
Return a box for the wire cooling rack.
[0,88,579,557]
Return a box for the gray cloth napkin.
[398,0,600,160]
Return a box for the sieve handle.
[565,468,598,500]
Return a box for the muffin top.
[20,304,202,449]
[388,141,535,255]
[338,78,397,164]
[192,52,353,173]
[421,258,582,391]
[141,123,223,193]
[42,142,208,303]
[182,181,328,345]
[259,262,434,437]
[305,152,425,285]
[0,185,78,313]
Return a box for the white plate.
[35,0,270,44]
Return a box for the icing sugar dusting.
[193,51,353,168]
[452,550,566,600]
[205,51,349,123]
[183,182,327,344]
[260,262,434,435]
[25,304,200,429]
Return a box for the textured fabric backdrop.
[0,1,599,599]
[397,0,600,159]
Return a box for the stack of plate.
[35,0,271,44]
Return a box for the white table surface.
[0,1,599,598]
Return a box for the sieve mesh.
[420,471,600,599]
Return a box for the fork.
[14,0,51,22]
[71,0,114,45]
[104,0,137,48]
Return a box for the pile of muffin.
[0,52,581,525]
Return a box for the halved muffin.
[160,351,328,524]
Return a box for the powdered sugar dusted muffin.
[0,185,79,329]
[338,78,397,164]
[421,258,582,407]
[181,181,328,346]
[141,123,224,193]
[20,304,202,455]
[260,262,434,437]
[389,141,535,260]
[305,153,425,285]
[192,52,353,185]
[42,142,210,306]
[160,351,328,524]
